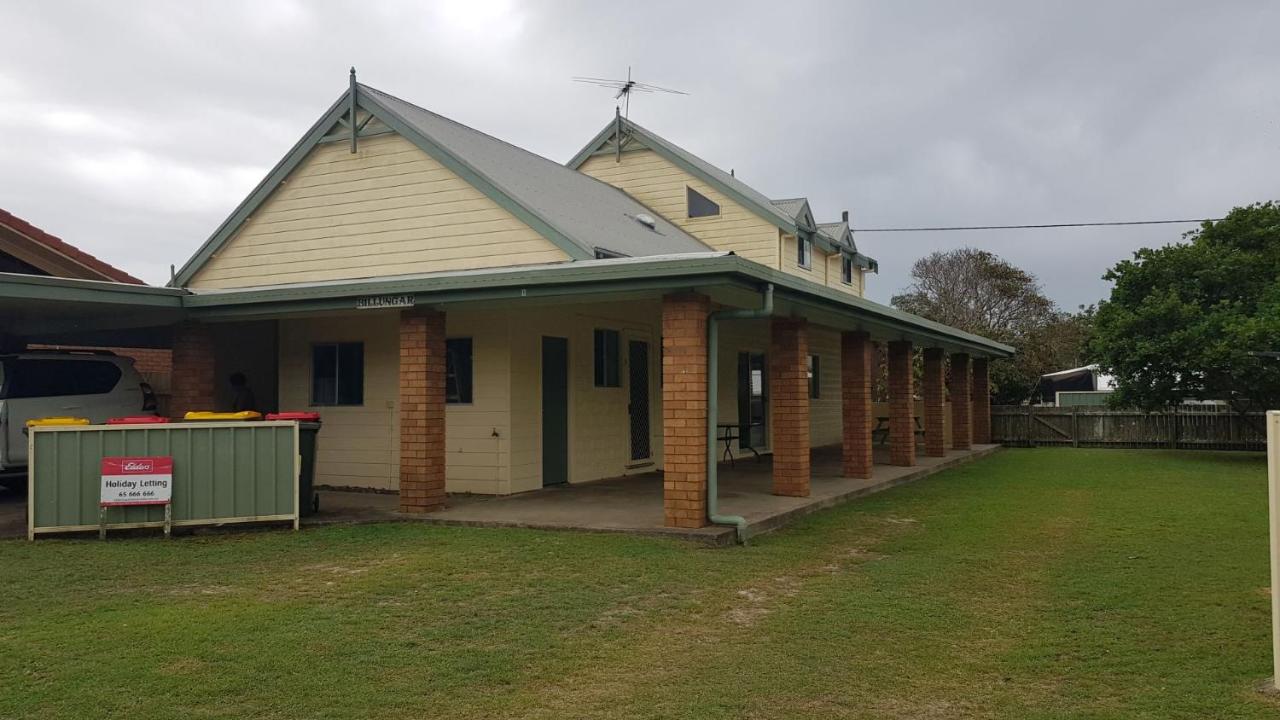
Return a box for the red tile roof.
[0,208,144,284]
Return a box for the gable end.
[174,87,593,288]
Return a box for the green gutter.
[182,255,738,307]
[707,283,773,544]
[0,272,186,306]
[179,253,1012,356]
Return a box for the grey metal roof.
[816,222,878,271]
[816,221,850,246]
[360,85,710,260]
[0,255,1007,355]
[177,252,1010,356]
[171,84,713,286]
[570,118,802,234]
[770,198,810,223]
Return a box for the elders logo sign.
[101,456,173,507]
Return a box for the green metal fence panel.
[28,421,299,538]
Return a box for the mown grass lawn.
[1,448,1277,719]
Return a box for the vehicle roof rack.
[17,348,119,357]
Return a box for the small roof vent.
[634,213,657,230]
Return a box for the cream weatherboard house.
[28,78,1011,530]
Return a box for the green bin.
[268,413,322,516]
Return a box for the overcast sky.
[1,1,1276,308]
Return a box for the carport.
[0,273,184,352]
[0,273,187,532]
[0,273,281,414]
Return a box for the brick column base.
[972,358,991,444]
[170,323,216,418]
[841,331,873,479]
[950,353,972,451]
[662,293,709,528]
[922,347,946,457]
[399,309,447,513]
[770,318,810,497]
[888,340,916,466]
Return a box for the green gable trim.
[567,120,802,237]
[169,94,351,287]
[566,121,620,169]
[171,87,594,288]
[357,90,594,263]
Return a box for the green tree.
[1092,201,1280,410]
[892,247,1093,403]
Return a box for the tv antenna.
[572,66,688,119]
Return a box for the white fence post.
[1267,411,1280,690]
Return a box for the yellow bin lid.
[183,411,263,421]
[25,416,91,427]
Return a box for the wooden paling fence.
[992,406,1266,451]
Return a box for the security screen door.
[628,339,651,461]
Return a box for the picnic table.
[872,415,925,445]
[717,423,762,466]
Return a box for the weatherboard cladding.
[570,118,803,234]
[568,117,875,266]
[138,81,997,351]
[816,221,873,271]
[355,86,709,259]
[173,83,709,287]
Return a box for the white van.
[0,351,157,474]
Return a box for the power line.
[852,218,1220,233]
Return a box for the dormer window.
[687,187,720,218]
[797,236,812,269]
[841,256,854,285]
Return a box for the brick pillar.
[950,353,972,451]
[887,340,916,466]
[170,323,216,418]
[769,318,810,497]
[841,331,873,479]
[399,309,447,513]
[922,347,946,457]
[972,357,991,444]
[662,293,709,528]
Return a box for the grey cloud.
[1,0,1275,309]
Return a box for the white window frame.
[797,236,812,270]
[841,256,854,285]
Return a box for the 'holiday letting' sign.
[100,457,173,507]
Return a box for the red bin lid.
[265,412,321,421]
[106,415,170,425]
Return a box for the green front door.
[541,336,569,486]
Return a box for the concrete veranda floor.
[308,444,1002,545]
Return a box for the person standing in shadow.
[228,372,257,413]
